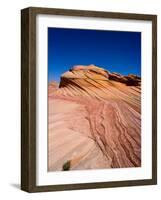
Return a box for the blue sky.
[48,28,141,82]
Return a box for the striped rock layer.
[48,65,141,171]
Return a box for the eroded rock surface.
[48,65,141,171]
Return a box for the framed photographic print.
[21,7,157,192]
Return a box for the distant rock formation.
[60,64,140,88]
[48,65,141,171]
[48,81,59,97]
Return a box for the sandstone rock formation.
[48,65,141,171]
[48,81,59,97]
